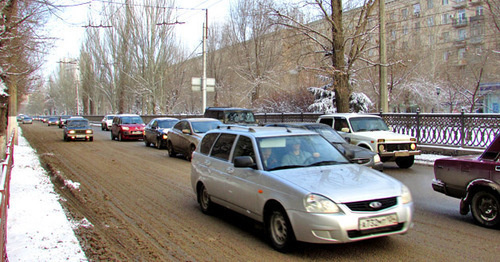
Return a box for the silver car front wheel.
[267,207,295,252]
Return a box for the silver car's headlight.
[373,154,381,163]
[304,194,341,213]
[401,185,412,204]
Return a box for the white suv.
[191,125,413,252]
[317,113,420,168]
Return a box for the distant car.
[17,115,25,122]
[266,122,383,171]
[21,116,33,124]
[432,133,500,228]
[143,117,179,149]
[58,115,71,128]
[47,117,59,126]
[63,118,93,142]
[191,126,413,252]
[110,114,145,141]
[166,118,222,160]
[101,114,115,131]
[203,107,257,125]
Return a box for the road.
[19,122,499,261]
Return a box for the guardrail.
[0,131,15,262]
[83,111,499,149]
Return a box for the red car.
[432,133,500,228]
[110,114,146,141]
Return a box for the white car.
[318,113,420,168]
[191,126,414,252]
[101,114,115,131]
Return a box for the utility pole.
[201,9,208,113]
[379,0,388,113]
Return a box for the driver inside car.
[281,139,320,166]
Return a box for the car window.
[233,135,255,162]
[350,117,389,132]
[151,120,158,128]
[158,120,178,128]
[319,118,333,127]
[306,125,345,143]
[200,133,220,155]
[225,111,256,124]
[191,121,222,133]
[210,134,237,161]
[173,121,183,131]
[333,118,349,132]
[257,135,348,170]
[67,120,88,127]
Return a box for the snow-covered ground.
[6,129,87,261]
[4,128,446,261]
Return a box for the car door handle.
[226,167,234,174]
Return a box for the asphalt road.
[19,122,499,261]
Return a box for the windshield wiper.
[268,165,305,171]
[307,161,344,167]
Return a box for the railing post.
[460,108,465,147]
[416,109,420,143]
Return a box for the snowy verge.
[6,128,87,261]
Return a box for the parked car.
[21,116,33,124]
[101,114,115,131]
[432,133,500,228]
[58,115,71,128]
[266,122,383,171]
[167,118,222,160]
[47,117,59,126]
[318,113,420,168]
[144,117,179,149]
[191,126,413,252]
[110,114,145,141]
[204,107,257,125]
[63,118,93,142]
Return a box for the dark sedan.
[144,117,179,149]
[265,122,383,171]
[63,118,94,142]
[432,133,500,228]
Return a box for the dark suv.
[111,114,145,141]
[204,107,257,125]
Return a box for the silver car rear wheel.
[198,184,213,214]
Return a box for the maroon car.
[432,133,500,228]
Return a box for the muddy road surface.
[19,122,498,261]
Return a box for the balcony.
[454,39,467,47]
[453,0,467,9]
[469,0,484,6]
[470,15,484,23]
[452,18,468,28]
[469,36,483,44]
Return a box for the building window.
[403,25,409,35]
[402,8,408,20]
[458,9,467,24]
[391,29,397,40]
[442,0,448,5]
[471,23,483,37]
[442,13,449,24]
[458,48,466,59]
[402,41,409,50]
[442,31,450,42]
[476,6,483,16]
[458,29,467,41]
[443,51,449,61]
[413,4,421,17]
[415,22,421,32]
[427,0,434,9]
[427,16,435,26]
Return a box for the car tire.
[395,156,414,169]
[266,206,295,253]
[186,145,196,161]
[167,141,176,157]
[89,137,93,142]
[118,132,122,141]
[144,138,150,147]
[197,184,214,215]
[471,191,499,228]
[101,125,105,131]
[111,132,115,140]
[156,138,163,149]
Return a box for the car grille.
[384,143,411,152]
[72,130,87,135]
[347,223,405,238]
[344,197,397,212]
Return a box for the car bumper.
[67,134,93,140]
[431,179,446,194]
[379,150,421,157]
[122,131,144,140]
[287,202,413,244]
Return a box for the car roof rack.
[217,125,256,133]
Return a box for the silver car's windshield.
[350,117,389,132]
[257,135,349,171]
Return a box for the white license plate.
[359,214,398,230]
[132,131,142,134]
[76,135,86,138]
[394,151,410,157]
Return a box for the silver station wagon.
[191,126,414,252]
